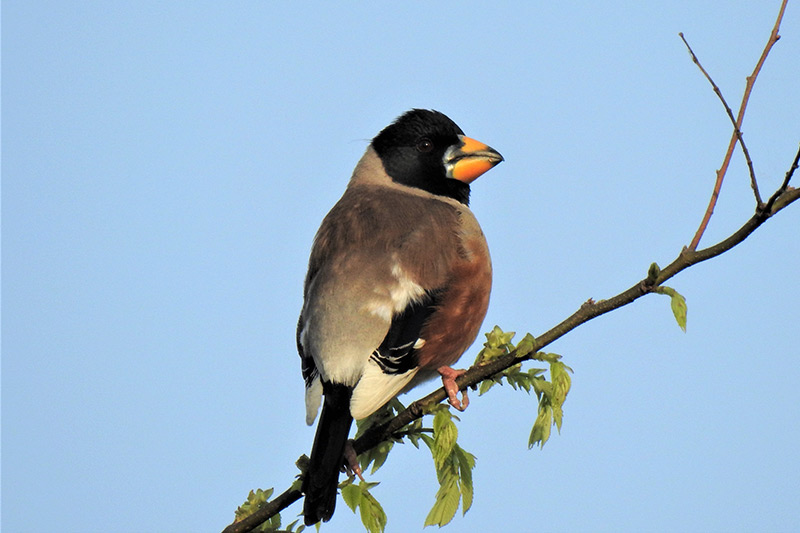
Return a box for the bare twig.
[763,143,800,215]
[679,32,760,204]
[687,0,788,250]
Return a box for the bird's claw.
[438,366,469,411]
[342,439,364,482]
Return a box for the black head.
[371,109,472,205]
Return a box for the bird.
[297,109,503,525]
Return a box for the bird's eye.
[416,138,433,153]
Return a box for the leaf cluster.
[528,359,572,449]
[473,326,573,448]
[340,478,387,533]
[419,405,476,528]
[234,488,306,533]
[348,398,477,530]
[473,326,546,395]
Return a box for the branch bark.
[223,487,302,533]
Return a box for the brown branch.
[763,143,800,215]
[687,0,788,251]
[222,5,797,532]
[221,485,302,533]
[222,150,800,533]
[679,32,760,205]
[353,168,800,456]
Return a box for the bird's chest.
[414,234,492,369]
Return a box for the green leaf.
[418,433,435,451]
[341,480,386,533]
[432,408,458,470]
[354,399,406,473]
[285,519,307,533]
[235,488,277,523]
[523,360,574,449]
[357,483,387,533]
[289,475,303,494]
[538,351,563,364]
[361,440,393,474]
[670,290,688,332]
[424,471,460,527]
[340,481,361,513]
[478,379,497,395]
[550,361,572,407]
[286,519,307,533]
[655,285,688,332]
[486,325,516,348]
[474,326,517,365]
[407,420,425,449]
[531,378,552,398]
[529,401,552,449]
[422,405,478,526]
[515,332,536,357]
[453,445,476,515]
[552,403,564,432]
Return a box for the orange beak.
[444,135,504,183]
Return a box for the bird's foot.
[437,366,469,411]
[342,439,364,482]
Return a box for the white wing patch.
[363,260,426,321]
[362,300,393,322]
[389,261,427,308]
[350,360,419,420]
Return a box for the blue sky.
[3,2,799,532]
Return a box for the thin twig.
[763,143,800,215]
[687,0,787,250]
[679,32,760,204]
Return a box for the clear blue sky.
[3,2,799,532]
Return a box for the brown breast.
[415,232,492,369]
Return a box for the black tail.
[303,382,354,525]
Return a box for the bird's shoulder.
[312,183,461,251]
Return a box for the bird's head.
[371,109,503,205]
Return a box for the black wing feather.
[370,289,442,375]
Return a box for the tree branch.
[679,32,760,205]
[763,143,800,215]
[222,485,302,533]
[353,164,799,457]
[221,4,798,531]
[687,0,788,251]
[223,149,799,533]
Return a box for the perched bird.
[298,109,503,525]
